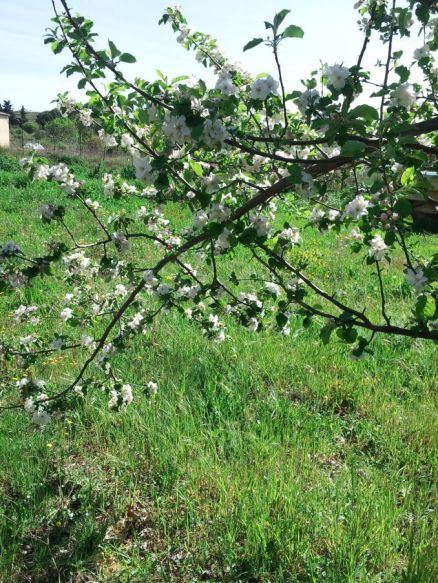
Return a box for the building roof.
[0,112,10,118]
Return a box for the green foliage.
[282,24,305,39]
[243,37,264,51]
[0,160,437,580]
[340,140,367,157]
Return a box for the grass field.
[0,153,437,582]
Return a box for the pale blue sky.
[0,0,422,112]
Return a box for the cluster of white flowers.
[326,64,350,90]
[238,292,262,309]
[279,227,301,245]
[34,164,51,180]
[1,241,21,257]
[215,72,238,96]
[176,284,201,299]
[108,383,133,410]
[202,119,230,147]
[14,304,38,322]
[390,84,416,109]
[134,157,157,184]
[209,201,232,223]
[63,251,93,276]
[146,380,158,395]
[265,282,281,296]
[84,198,100,211]
[204,313,225,342]
[29,162,80,195]
[16,378,51,426]
[120,132,135,153]
[405,266,428,293]
[81,334,96,349]
[193,209,209,230]
[368,235,387,261]
[112,232,130,253]
[215,227,232,252]
[250,214,271,237]
[349,226,363,241]
[163,114,191,142]
[60,307,74,322]
[310,207,325,223]
[58,93,77,115]
[38,203,60,220]
[343,195,370,220]
[103,173,115,197]
[249,75,279,100]
[79,109,92,126]
[98,129,117,148]
[295,89,321,114]
[413,45,430,61]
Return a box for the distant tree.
[1,100,13,115]
[45,117,77,150]
[23,121,38,134]
[36,108,61,127]
[20,106,27,124]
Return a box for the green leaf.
[274,9,290,29]
[119,52,137,63]
[276,312,288,328]
[349,104,379,122]
[336,327,358,344]
[320,324,334,345]
[394,198,412,218]
[189,160,203,176]
[395,65,410,83]
[108,40,121,59]
[415,295,436,323]
[286,164,304,185]
[384,231,396,246]
[282,24,304,39]
[401,166,416,186]
[340,140,367,158]
[243,38,264,52]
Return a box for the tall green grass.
[0,157,436,582]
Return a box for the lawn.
[0,153,437,582]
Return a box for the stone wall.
[0,115,10,148]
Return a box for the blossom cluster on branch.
[0,0,437,423]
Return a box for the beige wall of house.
[0,113,10,148]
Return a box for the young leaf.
[243,38,264,52]
[282,25,304,39]
[119,52,137,63]
[108,40,121,59]
[395,65,410,83]
[340,140,367,158]
[394,198,412,218]
[274,9,291,29]
[349,104,379,122]
[415,295,436,323]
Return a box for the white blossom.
[368,235,387,261]
[250,214,271,237]
[413,45,430,61]
[343,195,370,220]
[405,266,428,293]
[279,227,301,244]
[390,84,416,109]
[250,75,278,100]
[326,64,350,90]
[295,89,320,114]
[79,109,92,126]
[32,410,51,426]
[60,307,73,322]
